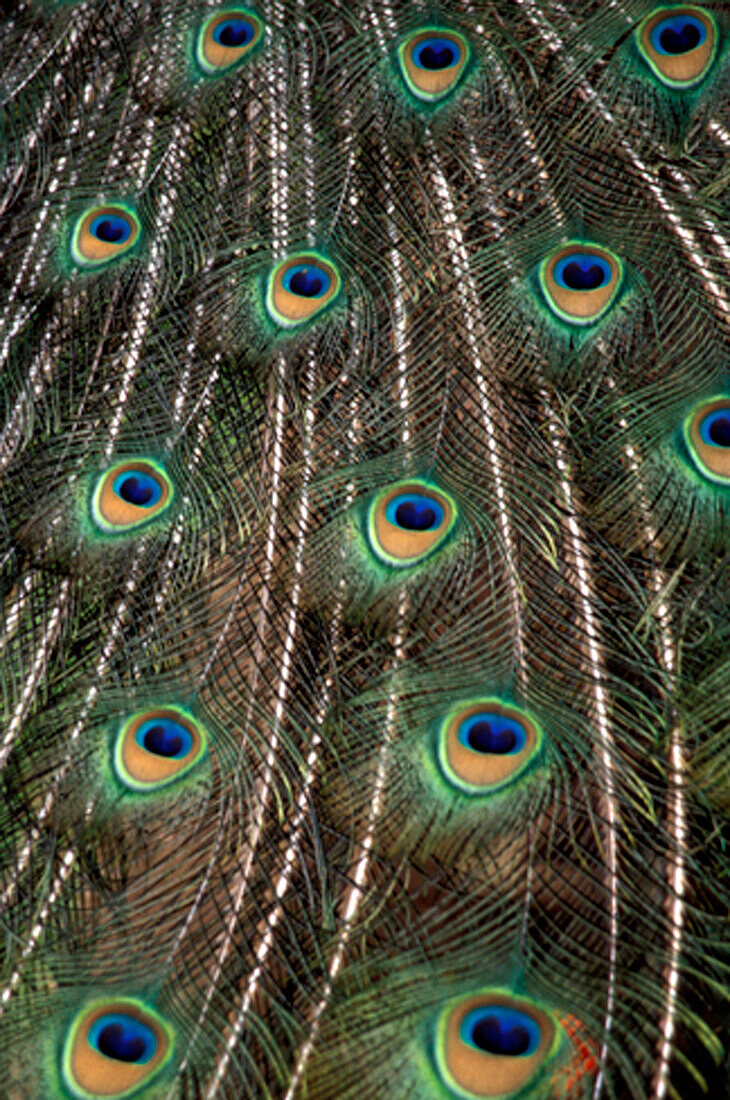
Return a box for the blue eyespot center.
[137,718,193,759]
[282,265,330,298]
[699,409,730,448]
[461,1006,541,1058]
[395,501,436,530]
[413,38,459,70]
[88,1014,157,1064]
[113,471,162,508]
[213,18,254,48]
[652,16,706,55]
[89,214,132,245]
[458,713,527,756]
[467,721,515,754]
[473,1017,529,1056]
[386,493,444,531]
[554,254,612,291]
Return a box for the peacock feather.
[0,1,728,1097]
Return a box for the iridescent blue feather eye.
[196,7,264,76]
[89,213,132,245]
[436,992,560,1098]
[91,460,173,535]
[398,28,470,103]
[367,481,457,567]
[384,492,444,533]
[699,408,730,447]
[62,999,174,1099]
[112,469,162,508]
[413,38,459,71]
[137,716,193,759]
[88,1014,157,1064]
[460,1005,542,1057]
[553,253,612,292]
[114,708,207,792]
[266,252,342,328]
[213,17,255,48]
[282,264,331,299]
[637,7,717,87]
[438,700,541,796]
[457,712,527,756]
[652,14,705,54]
[71,204,141,270]
[684,399,730,484]
[540,243,623,326]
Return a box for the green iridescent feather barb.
[0,1,728,1097]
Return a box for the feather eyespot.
[637,7,717,87]
[684,399,730,484]
[437,701,541,796]
[461,1005,541,1056]
[71,205,141,270]
[398,28,470,102]
[266,252,341,328]
[196,8,264,75]
[91,460,173,534]
[367,481,457,567]
[114,708,207,791]
[61,998,174,1098]
[539,243,623,326]
[435,993,558,1099]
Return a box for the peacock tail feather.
[0,1,728,1097]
